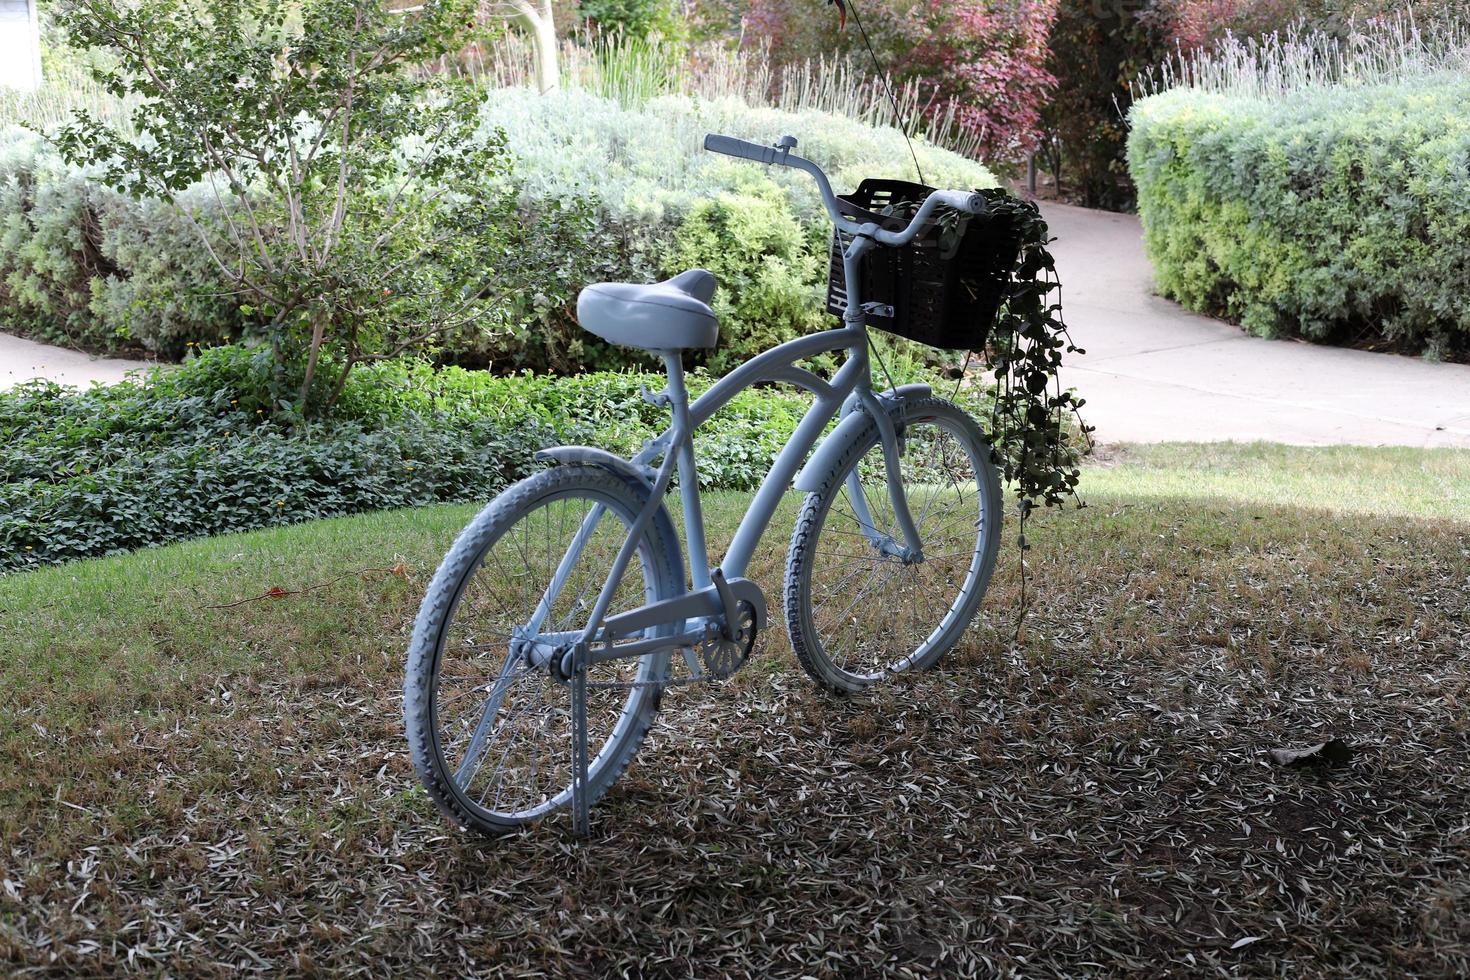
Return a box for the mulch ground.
[2,495,1467,976]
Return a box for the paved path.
[1042,202,1470,448]
[0,330,154,391]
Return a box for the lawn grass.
[1085,442,1470,521]
[1,443,1467,975]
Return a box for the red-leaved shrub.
[739,0,1059,162]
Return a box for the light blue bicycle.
[404,134,1004,836]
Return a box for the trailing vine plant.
[976,188,1094,635]
[911,188,1092,635]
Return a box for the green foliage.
[336,356,817,491]
[0,346,832,571]
[479,87,997,374]
[53,0,519,414]
[0,130,240,356]
[1040,0,1168,210]
[1127,77,1470,359]
[662,180,827,374]
[577,0,683,39]
[977,189,1090,514]
[0,378,548,575]
[1,80,995,377]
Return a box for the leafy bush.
[55,0,526,415]
[0,82,993,375]
[0,346,836,571]
[577,0,683,38]
[1039,1,1169,210]
[484,88,995,228]
[0,128,241,356]
[0,368,548,573]
[479,87,996,372]
[661,182,827,375]
[1157,1,1470,53]
[1039,3,1469,209]
[336,356,822,492]
[1127,76,1470,358]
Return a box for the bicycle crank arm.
[572,625,710,674]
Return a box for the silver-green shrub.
[0,128,238,356]
[0,87,995,368]
[482,88,997,371]
[1128,72,1470,359]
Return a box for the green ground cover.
[1,443,1467,975]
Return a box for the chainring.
[698,599,758,680]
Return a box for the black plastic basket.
[825,179,1022,350]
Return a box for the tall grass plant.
[467,30,989,161]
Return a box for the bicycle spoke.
[423,479,670,826]
[796,412,993,684]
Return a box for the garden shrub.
[0,128,239,356]
[480,87,996,372]
[0,86,994,375]
[737,0,1058,161]
[661,180,827,374]
[0,346,844,572]
[577,0,684,38]
[1039,0,1168,210]
[1127,77,1470,358]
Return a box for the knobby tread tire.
[783,396,1002,695]
[403,464,681,837]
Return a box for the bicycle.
[403,133,1005,837]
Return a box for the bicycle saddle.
[577,269,719,351]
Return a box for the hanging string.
[842,0,927,187]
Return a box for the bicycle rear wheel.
[403,464,682,836]
[784,397,1002,694]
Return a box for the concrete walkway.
[0,330,154,391]
[1042,202,1470,448]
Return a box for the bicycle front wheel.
[784,397,1003,694]
[403,464,683,836]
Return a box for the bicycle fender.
[793,383,932,493]
[535,446,658,492]
[533,445,686,591]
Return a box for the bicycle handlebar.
[703,132,985,246]
[703,134,789,166]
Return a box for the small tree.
[54,0,520,414]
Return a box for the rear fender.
[533,445,686,592]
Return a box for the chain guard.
[698,600,757,680]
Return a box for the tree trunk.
[528,3,558,95]
[298,312,329,414]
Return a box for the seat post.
[660,351,712,591]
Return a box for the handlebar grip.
[703,133,782,165]
[932,189,986,215]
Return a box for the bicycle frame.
[527,234,931,671]
[416,132,995,839]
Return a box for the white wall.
[0,0,41,92]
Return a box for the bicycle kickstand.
[570,650,591,837]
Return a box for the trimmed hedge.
[1127,77,1470,359]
